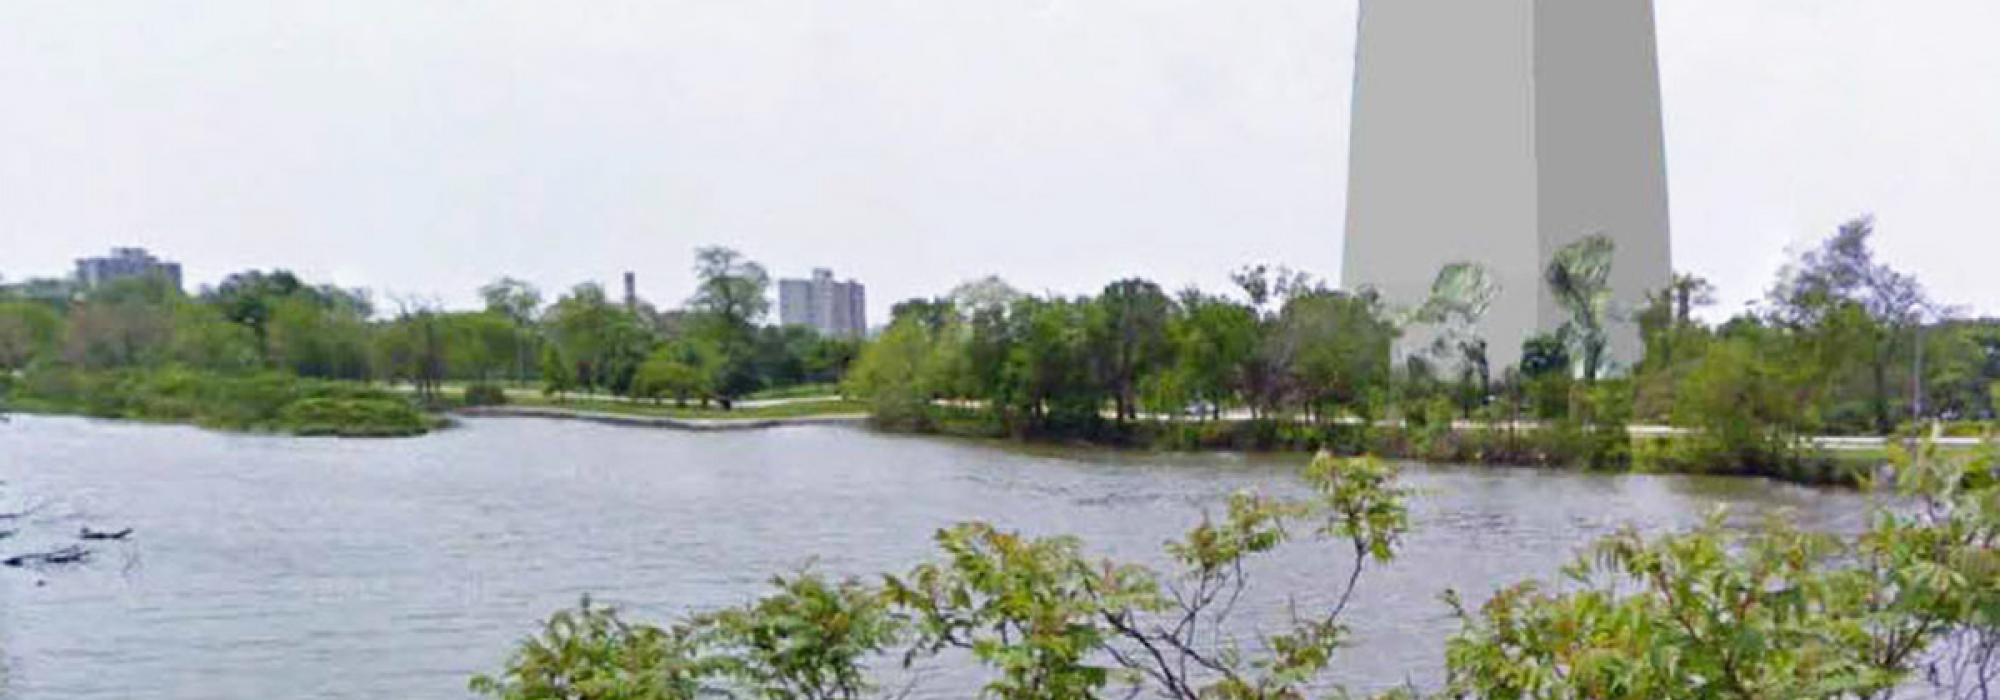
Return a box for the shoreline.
[455,405,870,431]
[852,416,1950,488]
[0,402,438,438]
[6,400,1979,490]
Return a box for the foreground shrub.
[478,454,1414,700]
[11,366,431,437]
[1447,439,1998,698]
[470,598,711,700]
[476,444,2000,699]
[701,572,900,700]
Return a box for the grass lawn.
[744,382,842,401]
[509,394,868,420]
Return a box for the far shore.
[455,404,868,431]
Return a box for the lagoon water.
[0,414,1873,699]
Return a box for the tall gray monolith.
[1343,0,1673,371]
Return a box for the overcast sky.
[2,1,1995,322]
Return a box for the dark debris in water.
[4,545,91,568]
[79,527,134,541]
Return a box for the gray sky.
[3,0,1995,322]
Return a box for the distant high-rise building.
[75,247,183,292]
[778,268,867,338]
[623,272,637,312]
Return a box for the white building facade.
[778,268,867,339]
[75,247,184,292]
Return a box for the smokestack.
[623,272,636,312]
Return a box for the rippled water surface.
[0,414,1874,698]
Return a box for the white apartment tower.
[75,247,184,292]
[778,268,867,339]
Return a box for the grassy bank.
[507,394,868,421]
[2,367,435,437]
[880,409,1968,487]
[744,382,841,401]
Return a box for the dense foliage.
[1446,440,1999,699]
[475,453,1423,700]
[5,366,429,436]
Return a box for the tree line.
[846,217,2000,478]
[5,217,1995,449]
[0,246,858,416]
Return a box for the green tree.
[538,345,574,399]
[1632,274,1725,423]
[800,336,860,386]
[888,297,956,335]
[1916,321,1997,420]
[63,277,178,369]
[681,248,773,408]
[1673,333,1809,470]
[1274,290,1395,423]
[1767,216,1934,432]
[445,311,522,382]
[1224,265,1310,420]
[682,312,756,410]
[634,344,707,407]
[1519,332,1574,420]
[749,325,816,389]
[479,277,544,384]
[480,277,544,327]
[375,306,447,401]
[1088,279,1174,423]
[1170,291,1259,421]
[206,270,372,362]
[0,301,63,370]
[1991,381,2000,423]
[1005,296,1099,430]
[946,275,1023,317]
[167,300,260,372]
[688,247,770,327]
[268,295,372,380]
[545,283,654,395]
[843,319,940,428]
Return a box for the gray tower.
[778,268,868,339]
[1342,0,1672,370]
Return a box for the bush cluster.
[278,397,430,437]
[8,365,429,437]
